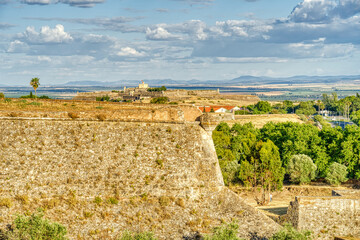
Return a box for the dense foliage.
[213,121,360,188]
[287,154,317,184]
[325,162,348,185]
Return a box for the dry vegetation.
[225,114,304,128]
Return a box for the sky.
[1,0,360,85]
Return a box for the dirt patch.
[230,185,352,217]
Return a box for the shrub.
[150,97,169,104]
[0,92,4,98]
[94,196,103,205]
[325,162,348,185]
[0,198,12,208]
[4,211,68,240]
[38,95,51,99]
[20,91,36,99]
[204,221,243,240]
[96,114,106,121]
[96,95,110,101]
[287,154,317,184]
[68,112,79,119]
[118,230,158,240]
[270,223,311,240]
[28,101,42,106]
[147,86,166,92]
[107,197,118,205]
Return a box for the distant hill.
[62,75,360,87]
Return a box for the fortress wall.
[285,195,360,239]
[0,118,279,239]
[164,90,219,98]
[0,105,186,123]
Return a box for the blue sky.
[1,0,360,85]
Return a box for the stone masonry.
[285,189,360,239]
[0,112,279,239]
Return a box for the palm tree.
[30,77,40,97]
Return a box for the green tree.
[295,101,316,116]
[0,92,4,99]
[287,154,317,184]
[319,126,343,163]
[238,140,285,205]
[261,122,329,177]
[254,101,272,114]
[325,162,348,185]
[213,123,238,185]
[340,125,360,178]
[350,109,360,125]
[30,77,40,97]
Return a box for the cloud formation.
[146,27,181,40]
[20,0,105,7]
[290,0,360,23]
[18,24,73,44]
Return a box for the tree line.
[212,120,359,204]
[237,93,360,121]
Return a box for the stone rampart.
[164,90,219,99]
[285,191,360,239]
[0,118,279,239]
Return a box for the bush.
[287,154,317,184]
[96,95,110,101]
[325,162,348,185]
[20,92,36,99]
[204,221,243,240]
[118,230,158,240]
[68,112,79,119]
[38,95,51,99]
[0,92,4,98]
[2,211,68,240]
[147,86,166,92]
[150,97,169,104]
[96,114,106,121]
[270,223,311,240]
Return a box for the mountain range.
[60,75,360,87]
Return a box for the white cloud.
[7,40,29,53]
[19,24,73,44]
[21,0,51,5]
[37,56,52,62]
[20,0,105,7]
[116,47,146,57]
[290,0,360,23]
[172,0,213,5]
[58,0,106,8]
[146,27,180,40]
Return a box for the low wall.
[285,191,360,239]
